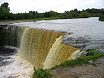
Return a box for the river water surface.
[13,17,104,51]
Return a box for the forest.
[0,2,104,21]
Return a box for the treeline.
[0,2,104,20]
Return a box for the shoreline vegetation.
[0,18,53,25]
[99,16,104,21]
[0,2,104,24]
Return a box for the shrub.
[33,69,51,78]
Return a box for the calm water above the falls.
[13,17,104,40]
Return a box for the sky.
[0,0,104,13]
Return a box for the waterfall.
[19,28,64,69]
[43,36,79,69]
[0,25,26,47]
[0,25,81,70]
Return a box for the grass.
[32,69,51,78]
[54,49,104,68]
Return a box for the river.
[13,17,104,51]
[0,17,104,78]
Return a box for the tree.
[63,11,73,18]
[70,9,79,18]
[44,11,58,18]
[0,2,10,20]
[63,9,79,19]
[29,11,39,18]
[80,12,89,18]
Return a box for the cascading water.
[0,25,81,77]
[19,27,80,69]
[0,25,26,47]
[0,25,33,78]
[44,36,79,69]
[19,28,65,69]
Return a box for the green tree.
[63,11,73,18]
[70,9,79,18]
[29,11,39,18]
[0,2,10,20]
[80,12,89,18]
[44,11,58,18]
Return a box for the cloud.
[0,0,103,13]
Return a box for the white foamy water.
[0,54,33,78]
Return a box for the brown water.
[19,28,79,69]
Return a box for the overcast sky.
[0,0,104,13]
